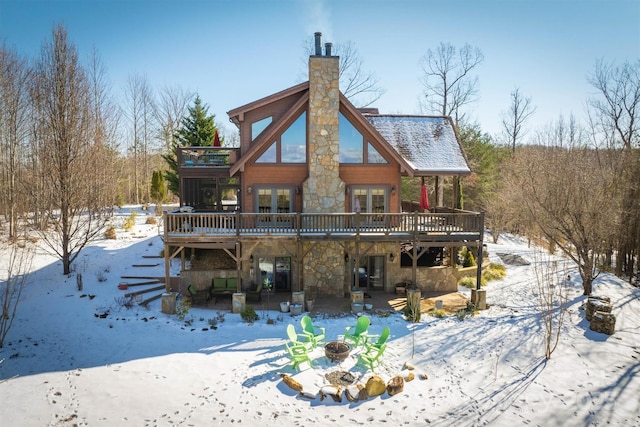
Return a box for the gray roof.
[364,115,471,176]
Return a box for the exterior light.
[389,253,395,262]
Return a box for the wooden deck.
[164,210,484,246]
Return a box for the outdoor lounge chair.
[357,343,386,371]
[187,284,208,306]
[285,340,312,370]
[300,315,325,348]
[284,324,313,370]
[364,326,390,351]
[344,315,370,347]
[245,282,262,303]
[286,324,313,350]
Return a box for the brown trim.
[230,92,309,176]
[227,82,310,126]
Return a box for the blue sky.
[1,0,638,139]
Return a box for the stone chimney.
[303,32,345,213]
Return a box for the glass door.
[258,256,291,293]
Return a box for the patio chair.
[245,282,262,303]
[300,315,325,348]
[344,315,370,347]
[284,340,312,370]
[187,284,208,306]
[364,326,390,352]
[286,324,313,350]
[357,343,386,371]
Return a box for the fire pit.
[324,341,351,363]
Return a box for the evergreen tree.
[162,95,219,196]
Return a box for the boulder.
[365,375,386,397]
[281,374,303,392]
[319,385,342,403]
[387,375,405,396]
[590,311,616,335]
[345,384,367,402]
[586,296,612,321]
[404,372,415,382]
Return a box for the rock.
[590,311,616,335]
[404,362,415,370]
[299,390,317,400]
[404,372,415,382]
[365,375,386,397]
[281,374,303,392]
[420,374,429,380]
[387,375,405,396]
[345,384,367,402]
[319,385,342,402]
[585,296,612,321]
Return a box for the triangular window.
[256,142,277,163]
[367,142,387,164]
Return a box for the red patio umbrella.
[420,183,430,211]
[213,130,221,147]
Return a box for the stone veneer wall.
[303,55,345,213]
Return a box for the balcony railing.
[164,210,484,244]
[177,146,240,167]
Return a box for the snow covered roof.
[364,115,471,176]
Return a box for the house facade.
[163,33,484,300]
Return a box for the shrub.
[403,302,421,322]
[429,309,447,318]
[241,305,259,323]
[176,296,191,320]
[114,296,134,309]
[123,211,138,231]
[104,227,117,240]
[146,216,157,225]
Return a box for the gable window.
[339,113,389,164]
[255,112,306,164]
[251,116,272,142]
[282,112,306,163]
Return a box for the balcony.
[177,146,240,168]
[164,210,484,246]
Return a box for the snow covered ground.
[0,206,638,426]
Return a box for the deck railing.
[177,146,240,167]
[164,210,484,242]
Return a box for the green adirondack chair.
[286,324,312,350]
[285,324,312,370]
[344,315,370,347]
[357,343,386,371]
[364,326,390,351]
[300,315,325,348]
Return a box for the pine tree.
[162,95,219,196]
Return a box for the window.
[352,187,387,214]
[251,116,272,142]
[281,112,306,163]
[367,142,387,164]
[256,143,277,163]
[339,113,363,163]
[255,112,306,164]
[340,113,389,164]
[256,187,293,226]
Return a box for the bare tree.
[154,84,193,153]
[0,244,33,348]
[31,24,113,275]
[506,118,614,295]
[501,87,536,155]
[122,73,155,204]
[419,42,484,206]
[588,59,640,277]
[302,37,385,107]
[533,252,569,360]
[419,42,484,124]
[0,44,31,239]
